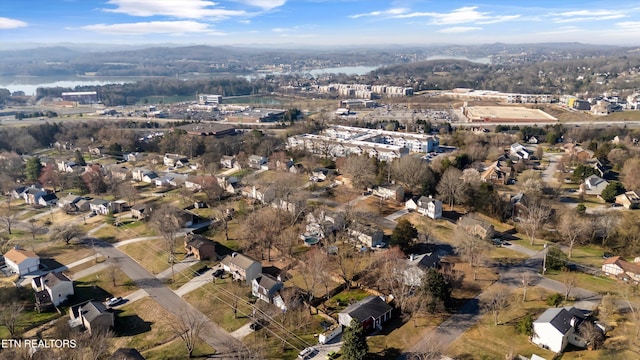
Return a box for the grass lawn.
[488,245,530,265]
[38,243,96,266]
[183,279,254,332]
[64,256,105,276]
[112,298,194,355]
[166,260,218,290]
[567,244,610,268]
[545,270,622,296]
[119,238,172,275]
[285,268,342,301]
[76,266,137,300]
[141,338,216,360]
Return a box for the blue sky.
[1,0,640,47]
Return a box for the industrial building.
[61,91,98,104]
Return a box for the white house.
[89,199,110,215]
[348,224,384,248]
[251,273,284,309]
[3,247,40,276]
[510,143,531,160]
[602,256,640,282]
[407,196,442,219]
[580,175,609,196]
[403,252,441,287]
[531,307,588,353]
[32,272,74,306]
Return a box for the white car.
[106,297,123,307]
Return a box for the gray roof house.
[251,273,284,309]
[403,252,441,287]
[338,296,393,332]
[580,175,609,196]
[70,301,114,335]
[221,253,262,283]
[531,307,589,353]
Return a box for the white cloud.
[81,21,217,35]
[551,9,627,23]
[103,0,246,19]
[237,0,286,11]
[272,27,292,32]
[349,8,409,19]
[616,21,640,30]
[437,26,482,34]
[393,6,520,25]
[0,17,28,29]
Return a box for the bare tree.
[26,218,44,240]
[79,328,114,360]
[437,167,468,209]
[454,219,490,281]
[106,260,118,287]
[579,322,605,350]
[560,267,579,301]
[482,284,511,325]
[519,271,533,302]
[520,200,551,246]
[597,211,619,247]
[116,181,138,205]
[228,281,247,319]
[342,155,376,190]
[149,205,181,278]
[334,231,368,288]
[621,157,640,193]
[49,223,86,245]
[170,309,207,358]
[391,156,435,193]
[243,207,286,261]
[0,208,18,235]
[558,213,586,259]
[409,335,444,360]
[0,301,24,337]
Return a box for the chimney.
[410,254,415,262]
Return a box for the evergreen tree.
[601,181,625,203]
[421,268,451,312]
[390,219,418,251]
[74,150,86,166]
[341,319,368,360]
[25,156,42,181]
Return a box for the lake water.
[1,56,491,94]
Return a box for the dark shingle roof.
[341,296,392,323]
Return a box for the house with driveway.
[338,296,393,332]
[531,306,590,353]
[406,196,442,219]
[221,253,262,283]
[4,247,40,276]
[32,272,74,306]
[69,301,114,335]
[580,175,609,196]
[251,273,285,309]
[184,234,217,261]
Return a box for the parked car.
[603,252,614,259]
[194,266,209,276]
[297,347,318,360]
[250,319,269,331]
[212,268,224,278]
[106,297,123,307]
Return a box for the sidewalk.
[70,262,110,280]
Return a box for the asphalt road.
[91,239,241,355]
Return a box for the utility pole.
[542,242,548,275]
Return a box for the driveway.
[91,239,241,353]
[385,209,408,222]
[541,152,562,185]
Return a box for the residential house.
[220,253,262,283]
[615,191,640,209]
[310,168,334,182]
[88,146,103,156]
[3,247,40,276]
[23,186,47,205]
[220,155,239,169]
[348,224,384,247]
[10,186,27,200]
[288,163,305,174]
[38,193,58,207]
[580,175,609,196]
[58,194,83,209]
[163,153,189,168]
[602,256,640,282]
[131,168,158,182]
[89,199,110,215]
[338,296,393,332]
[481,160,512,185]
[241,185,275,204]
[75,199,91,212]
[124,152,147,162]
[109,166,131,181]
[251,273,285,309]
[509,192,530,221]
[131,203,151,220]
[373,184,405,202]
[69,301,114,335]
[215,175,240,194]
[528,136,540,144]
[184,234,217,260]
[57,160,81,173]
[406,196,442,219]
[458,216,495,240]
[510,143,532,160]
[248,155,268,169]
[110,200,128,214]
[31,272,74,306]
[531,307,589,353]
[305,210,345,239]
[403,252,441,287]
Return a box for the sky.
[1,0,640,48]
